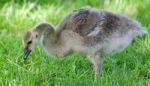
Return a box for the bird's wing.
[72,8,124,37]
[71,8,103,37]
[56,8,104,37]
[56,8,121,38]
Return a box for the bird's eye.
[28,40,32,44]
[36,34,38,38]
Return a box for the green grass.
[0,0,150,86]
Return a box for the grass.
[0,0,150,86]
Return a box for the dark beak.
[24,47,31,60]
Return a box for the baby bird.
[23,7,147,79]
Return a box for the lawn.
[0,0,150,86]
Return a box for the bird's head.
[23,30,39,60]
[22,22,56,60]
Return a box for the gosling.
[23,7,147,79]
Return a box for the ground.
[0,0,150,86]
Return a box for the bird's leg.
[87,53,103,80]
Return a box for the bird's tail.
[131,20,148,36]
[136,26,148,36]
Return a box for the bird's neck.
[40,29,65,56]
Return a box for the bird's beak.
[24,47,31,60]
